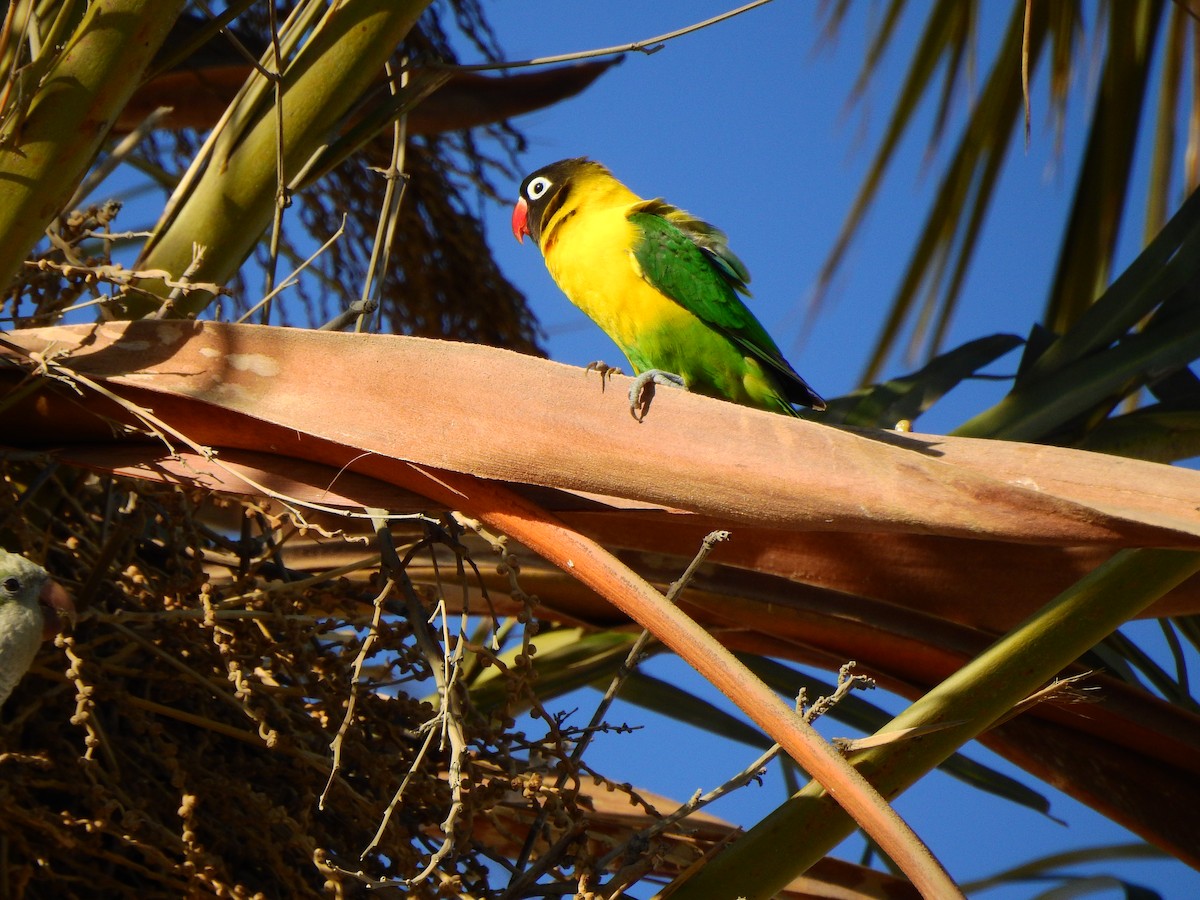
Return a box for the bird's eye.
[2,576,19,594]
[526,176,553,200]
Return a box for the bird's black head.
[512,157,604,246]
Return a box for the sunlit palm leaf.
[1045,2,1163,333]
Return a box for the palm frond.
[815,2,1200,384]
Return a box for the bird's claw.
[585,360,623,393]
[628,370,686,422]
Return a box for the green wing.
[628,206,823,408]
[632,199,751,293]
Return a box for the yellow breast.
[541,199,694,351]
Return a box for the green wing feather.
[633,199,751,292]
[628,204,824,409]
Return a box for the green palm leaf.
[815,3,1197,385]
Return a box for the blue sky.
[456,3,1200,896]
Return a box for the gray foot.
[629,369,686,422]
[585,360,623,392]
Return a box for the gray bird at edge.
[0,548,75,707]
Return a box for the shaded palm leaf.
[955,183,1200,443]
[822,332,1022,427]
[815,2,1200,383]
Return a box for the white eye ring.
[526,176,553,200]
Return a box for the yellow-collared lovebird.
[511,158,825,421]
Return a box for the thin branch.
[320,575,391,809]
[437,0,776,73]
[502,531,730,898]
[1022,0,1032,149]
[147,244,208,319]
[259,0,287,325]
[359,528,470,885]
[236,215,347,324]
[356,60,411,334]
[576,530,730,765]
[598,663,873,876]
[415,471,967,899]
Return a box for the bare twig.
[576,530,730,765]
[22,259,224,296]
[320,575,392,809]
[258,0,288,325]
[147,243,208,319]
[355,60,411,334]
[441,0,776,73]
[597,663,875,877]
[236,215,346,323]
[503,531,730,898]
[358,528,471,885]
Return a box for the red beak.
[512,197,531,244]
[39,578,75,641]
